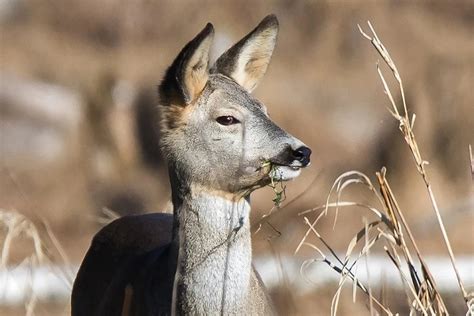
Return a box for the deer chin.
[269,165,301,181]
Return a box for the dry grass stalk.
[358,21,471,307]
[96,207,121,225]
[377,169,448,315]
[297,170,445,315]
[0,209,45,314]
[0,210,44,268]
[296,22,472,315]
[300,216,392,315]
[0,209,73,315]
[469,144,473,181]
[363,218,375,315]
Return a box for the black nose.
[291,146,312,167]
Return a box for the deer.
[71,14,311,315]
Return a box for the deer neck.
[169,170,253,314]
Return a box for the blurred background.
[1,0,473,315]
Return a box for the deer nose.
[291,146,311,167]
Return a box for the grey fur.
[72,14,310,316]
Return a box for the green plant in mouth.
[269,177,286,207]
[263,161,287,207]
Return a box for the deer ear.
[211,15,279,92]
[159,23,214,105]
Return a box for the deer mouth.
[257,157,305,182]
[268,163,302,181]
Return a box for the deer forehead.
[202,75,268,114]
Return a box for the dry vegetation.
[1,1,473,315]
[295,22,472,315]
[0,209,74,315]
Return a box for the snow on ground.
[0,256,472,305]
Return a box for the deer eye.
[216,116,240,126]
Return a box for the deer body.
[72,15,311,315]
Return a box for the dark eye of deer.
[216,116,240,126]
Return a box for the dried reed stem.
[469,144,473,181]
[302,217,393,315]
[376,169,447,313]
[297,22,472,315]
[358,21,469,305]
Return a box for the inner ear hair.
[159,23,215,106]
